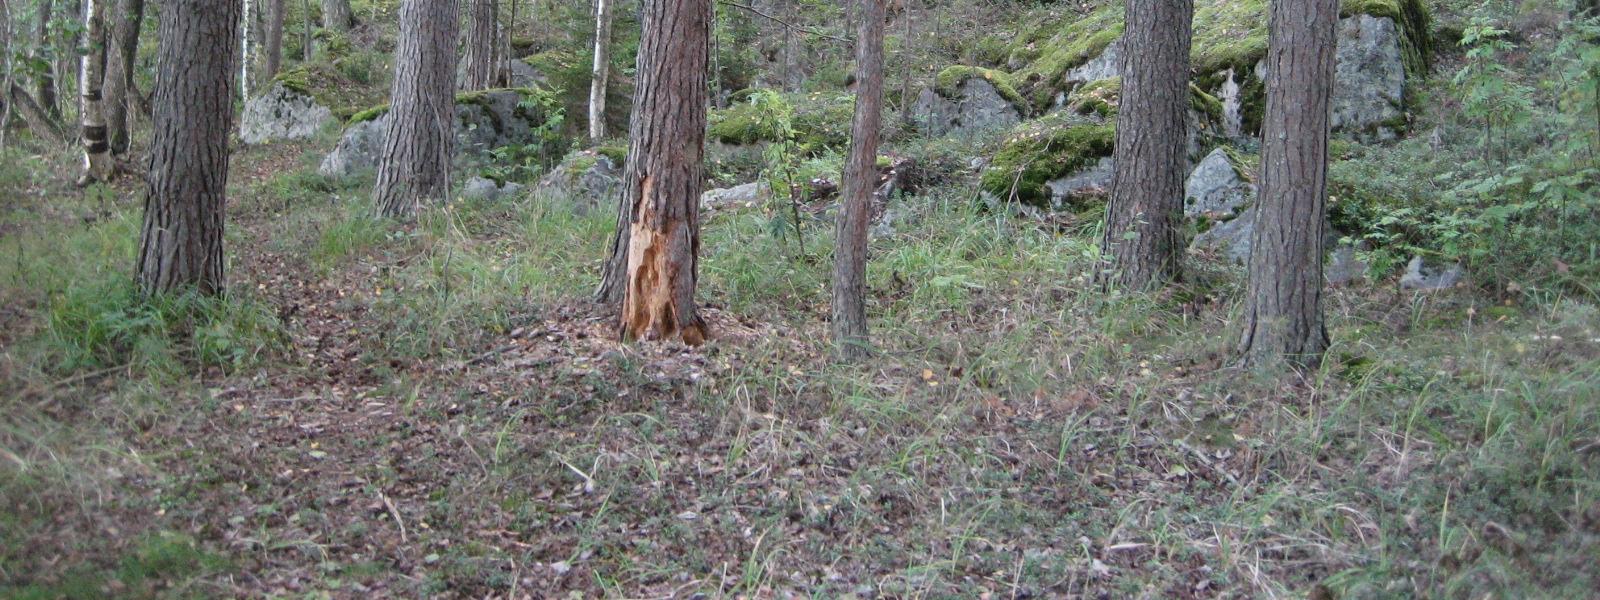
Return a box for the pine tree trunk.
[264,0,285,80]
[102,0,143,154]
[32,0,58,120]
[301,0,313,60]
[321,0,352,31]
[1239,0,1337,368]
[77,0,112,184]
[831,0,885,358]
[1099,0,1191,289]
[136,0,239,296]
[460,0,497,90]
[598,0,711,345]
[587,0,613,141]
[372,0,458,219]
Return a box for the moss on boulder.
[934,66,1027,112]
[271,62,388,121]
[707,90,855,154]
[979,113,1116,208]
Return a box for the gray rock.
[1184,148,1255,219]
[1326,242,1369,287]
[1190,208,1255,266]
[1045,157,1115,209]
[508,60,547,88]
[1400,256,1465,290]
[910,78,1022,138]
[1064,37,1123,87]
[318,115,387,178]
[320,90,563,179]
[1217,68,1245,139]
[701,181,769,211]
[239,82,334,145]
[534,150,622,213]
[461,176,525,202]
[1331,15,1407,140]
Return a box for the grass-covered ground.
[1,125,1596,598]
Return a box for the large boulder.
[1045,157,1115,207]
[320,89,564,179]
[461,176,526,203]
[533,149,623,213]
[701,181,770,211]
[978,113,1115,209]
[1400,256,1465,290]
[1330,14,1409,140]
[239,82,334,144]
[912,68,1024,138]
[1184,148,1255,219]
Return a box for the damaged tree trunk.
[596,0,711,345]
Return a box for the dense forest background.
[1,0,1598,597]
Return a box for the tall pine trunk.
[1098,0,1191,289]
[372,0,458,219]
[831,0,885,358]
[597,0,711,345]
[321,0,352,32]
[587,0,613,141]
[1239,0,1337,368]
[102,0,144,154]
[77,0,112,184]
[136,0,240,296]
[263,0,285,81]
[460,0,497,90]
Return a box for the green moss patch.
[934,66,1028,113]
[346,87,560,126]
[271,62,388,121]
[979,114,1116,208]
[707,90,855,154]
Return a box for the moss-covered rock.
[934,66,1027,111]
[979,113,1116,208]
[271,62,389,121]
[706,90,855,154]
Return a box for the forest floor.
[1,135,1598,599]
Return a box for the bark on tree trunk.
[301,0,312,60]
[264,0,285,80]
[831,0,885,358]
[241,0,253,98]
[587,0,612,141]
[597,0,711,345]
[1239,0,1337,368]
[372,0,458,219]
[1099,0,1191,290]
[32,0,58,119]
[136,0,240,296]
[78,0,112,184]
[102,0,143,154]
[7,84,68,145]
[460,0,497,90]
[322,0,352,31]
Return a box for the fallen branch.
[5,84,68,147]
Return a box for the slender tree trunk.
[1098,0,1191,289]
[7,84,68,145]
[241,0,253,99]
[597,0,711,346]
[321,0,352,31]
[263,0,285,80]
[136,0,240,296]
[372,0,458,219]
[2,0,15,151]
[1239,0,1337,368]
[32,0,57,119]
[301,0,312,60]
[102,0,142,154]
[831,0,885,358]
[77,0,111,184]
[460,0,497,90]
[587,0,612,141]
[898,0,911,111]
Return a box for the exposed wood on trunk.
[831,0,886,358]
[1098,0,1191,289]
[77,0,112,184]
[1239,0,1337,368]
[102,0,143,154]
[598,0,711,345]
[587,0,613,141]
[372,0,458,219]
[136,0,240,296]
